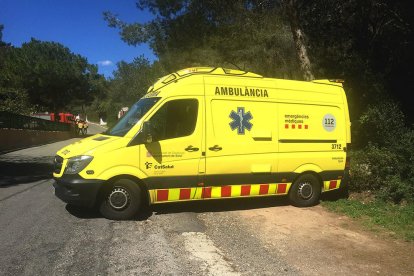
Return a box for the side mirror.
[128,121,153,146]
[141,121,153,144]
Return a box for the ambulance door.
[138,97,204,202]
[203,97,279,199]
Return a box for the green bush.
[350,147,414,203]
[355,101,406,148]
[377,175,414,203]
[0,88,36,114]
[350,146,400,192]
[350,100,414,203]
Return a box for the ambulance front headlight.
[64,155,93,174]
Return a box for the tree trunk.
[285,0,314,81]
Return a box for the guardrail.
[0,111,71,132]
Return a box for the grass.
[322,198,414,241]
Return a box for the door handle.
[208,145,222,151]
[185,145,199,152]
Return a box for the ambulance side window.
[149,99,198,141]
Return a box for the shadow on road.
[65,204,102,219]
[0,157,53,187]
[320,188,349,201]
[65,204,154,220]
[65,196,291,221]
[152,196,290,215]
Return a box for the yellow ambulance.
[53,67,351,220]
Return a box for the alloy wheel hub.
[298,182,313,199]
[108,187,130,210]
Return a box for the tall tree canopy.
[105,0,414,122]
[0,24,4,44]
[300,0,414,120]
[104,1,302,79]
[0,38,105,112]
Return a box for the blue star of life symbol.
[229,107,253,135]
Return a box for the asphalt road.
[1,128,413,275]
[0,125,296,275]
[0,122,105,187]
[86,122,107,136]
[0,178,298,275]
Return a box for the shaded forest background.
[1,0,414,202]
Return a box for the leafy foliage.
[0,35,106,114]
[300,0,414,120]
[350,100,414,203]
[356,101,406,148]
[105,0,414,120]
[104,1,300,78]
[90,56,165,125]
[0,87,36,114]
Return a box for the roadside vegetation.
[1,1,414,237]
[323,199,414,241]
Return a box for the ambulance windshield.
[105,97,160,137]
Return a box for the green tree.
[105,0,414,122]
[300,0,414,122]
[96,56,165,124]
[0,25,33,113]
[0,38,104,112]
[0,87,35,114]
[104,1,300,78]
[0,24,6,45]
[0,24,12,77]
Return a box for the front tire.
[99,179,142,220]
[289,174,321,207]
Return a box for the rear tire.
[289,174,321,207]
[99,179,141,220]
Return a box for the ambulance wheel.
[99,179,141,220]
[289,174,321,207]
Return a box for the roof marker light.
[329,79,345,83]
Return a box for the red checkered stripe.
[284,124,308,129]
[152,183,291,202]
[324,179,342,191]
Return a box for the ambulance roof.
[145,67,343,95]
[146,67,263,94]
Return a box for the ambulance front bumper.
[53,175,104,207]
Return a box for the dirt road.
[202,203,414,275]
